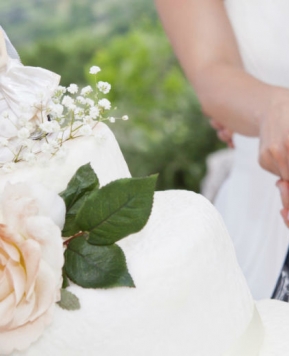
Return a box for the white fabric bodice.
[216,1,289,299]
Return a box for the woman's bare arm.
[155,0,289,182]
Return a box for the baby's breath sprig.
[0,66,128,172]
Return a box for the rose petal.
[24,216,64,283]
[4,259,25,304]
[1,182,66,230]
[0,293,16,330]
[20,239,41,301]
[0,227,22,262]
[28,260,57,321]
[0,304,54,355]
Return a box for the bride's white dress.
[215,0,289,300]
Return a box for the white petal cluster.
[85,98,95,107]
[67,84,78,94]
[17,127,30,140]
[79,124,93,136]
[98,98,111,110]
[89,107,100,119]
[97,81,111,94]
[89,66,101,74]
[62,95,76,110]
[81,86,93,96]
[0,65,128,171]
[39,120,60,134]
[76,96,86,105]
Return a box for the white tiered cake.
[0,122,288,356]
[1,123,252,356]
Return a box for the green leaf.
[57,289,80,310]
[62,268,70,288]
[64,236,135,288]
[60,163,99,237]
[62,191,92,237]
[75,175,157,245]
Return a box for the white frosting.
[0,123,131,194]
[3,123,258,356]
[10,190,254,356]
[4,123,289,356]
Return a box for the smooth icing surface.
[11,190,254,356]
[4,123,289,356]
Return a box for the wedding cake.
[1,123,289,356]
[2,27,289,356]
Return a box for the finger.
[280,208,289,228]
[259,146,282,177]
[227,139,235,149]
[209,119,224,130]
[269,145,289,181]
[217,129,232,143]
[276,180,289,209]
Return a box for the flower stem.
[63,231,85,246]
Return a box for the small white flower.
[97,81,111,94]
[17,127,30,140]
[0,138,9,147]
[79,125,93,136]
[74,107,85,119]
[62,95,75,108]
[89,107,100,119]
[55,148,66,160]
[25,122,35,132]
[94,131,107,142]
[39,122,52,133]
[67,84,78,94]
[81,86,93,96]
[89,66,101,75]
[83,116,94,125]
[50,103,64,117]
[41,143,53,154]
[122,115,129,121]
[98,98,111,110]
[24,152,37,164]
[2,162,16,173]
[41,141,59,154]
[39,121,57,134]
[2,111,9,119]
[55,86,66,95]
[51,120,61,132]
[85,98,94,107]
[76,96,86,105]
[109,117,116,123]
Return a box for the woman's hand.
[259,90,289,180]
[209,118,234,148]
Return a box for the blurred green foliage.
[87,21,223,191]
[19,15,223,192]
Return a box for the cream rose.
[0,182,65,355]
